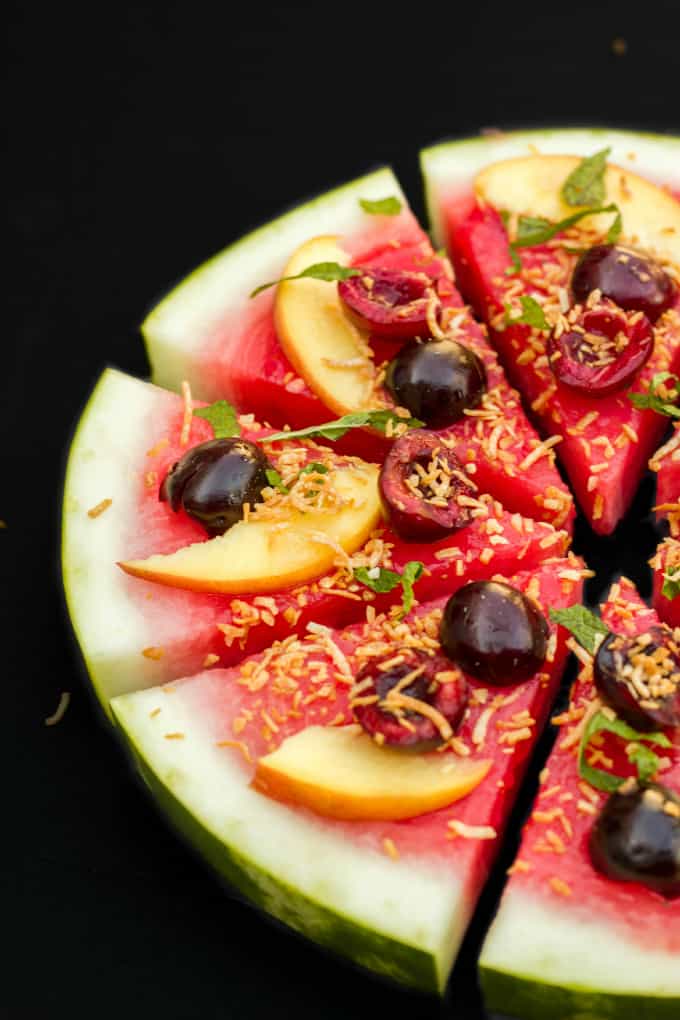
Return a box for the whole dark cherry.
[351,649,469,748]
[338,268,433,340]
[547,300,654,397]
[379,430,476,542]
[384,338,487,428]
[572,244,676,323]
[440,581,549,685]
[160,437,271,536]
[594,625,680,731]
[589,780,680,899]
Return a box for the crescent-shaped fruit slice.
[475,154,680,265]
[252,724,492,821]
[274,235,375,415]
[119,463,381,594]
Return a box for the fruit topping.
[571,244,677,323]
[159,437,271,536]
[440,581,548,685]
[594,625,680,731]
[350,648,468,749]
[384,338,487,428]
[337,268,434,340]
[378,430,477,541]
[589,779,680,899]
[547,298,654,397]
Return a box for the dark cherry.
[440,581,549,685]
[572,244,677,323]
[384,338,487,428]
[594,625,680,731]
[547,300,654,397]
[160,437,271,536]
[379,430,476,542]
[338,268,433,340]
[351,649,469,748]
[589,780,680,899]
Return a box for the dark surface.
[6,3,679,1018]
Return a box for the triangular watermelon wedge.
[110,556,585,994]
[62,368,571,712]
[479,577,680,1018]
[141,168,573,531]
[421,129,680,534]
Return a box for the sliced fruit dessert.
[110,556,586,993]
[421,128,680,534]
[651,422,679,534]
[480,576,680,1019]
[652,538,680,630]
[648,418,680,628]
[62,368,571,710]
[142,167,573,530]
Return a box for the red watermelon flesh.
[444,201,680,535]
[651,538,680,629]
[156,557,583,890]
[499,577,680,953]
[189,215,574,531]
[650,427,680,627]
[122,388,571,683]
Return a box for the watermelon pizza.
[421,128,680,534]
[480,577,680,1018]
[60,126,680,1006]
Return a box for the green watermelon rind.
[419,127,680,247]
[480,964,679,1020]
[109,685,466,994]
[141,166,409,399]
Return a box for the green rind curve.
[110,702,441,994]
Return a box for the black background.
[6,3,680,1018]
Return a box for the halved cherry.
[572,244,677,323]
[351,648,469,749]
[547,300,654,397]
[594,625,680,731]
[379,430,476,542]
[338,267,435,340]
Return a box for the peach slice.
[274,236,376,415]
[252,724,491,821]
[120,463,381,594]
[475,155,680,266]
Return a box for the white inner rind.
[480,885,680,997]
[62,368,179,706]
[111,681,469,989]
[142,167,407,394]
[421,128,680,246]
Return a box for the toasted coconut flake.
[87,498,112,519]
[180,380,193,446]
[447,820,497,840]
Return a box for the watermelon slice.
[421,128,680,534]
[110,556,585,994]
[141,167,573,531]
[650,426,680,627]
[62,368,571,712]
[479,577,680,1018]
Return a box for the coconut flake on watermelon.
[479,576,680,1019]
[649,425,680,627]
[421,128,680,535]
[62,368,571,713]
[110,556,585,994]
[141,167,574,531]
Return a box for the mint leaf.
[512,203,622,249]
[561,148,610,207]
[606,206,623,243]
[265,409,424,444]
[193,400,241,438]
[505,246,522,276]
[250,262,361,298]
[400,560,425,616]
[298,461,329,476]
[663,565,680,601]
[628,372,680,419]
[579,709,671,793]
[359,196,402,216]
[626,742,664,783]
[265,467,288,493]
[504,295,549,331]
[550,605,610,654]
[353,560,425,618]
